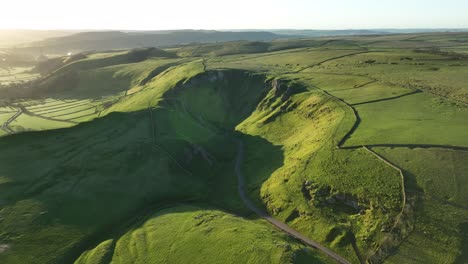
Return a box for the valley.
[0,32,467,264]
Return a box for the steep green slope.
[236,79,403,263]
[0,111,204,263]
[0,67,331,263]
[75,205,331,264]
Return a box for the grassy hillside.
[236,81,402,262]
[0,32,467,264]
[74,205,332,264]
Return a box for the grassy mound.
[75,205,331,264]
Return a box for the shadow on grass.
[0,110,207,262]
[236,132,285,211]
[0,107,287,263]
[0,68,290,262]
[455,222,468,264]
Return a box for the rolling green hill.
[0,32,467,264]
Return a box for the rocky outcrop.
[302,180,369,213]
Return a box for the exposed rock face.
[255,78,304,125]
[0,244,10,253]
[302,180,368,212]
[272,79,294,102]
[334,193,363,211]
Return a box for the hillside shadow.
[0,109,216,260]
[235,131,285,211]
[0,106,287,262]
[0,68,291,262]
[455,222,468,264]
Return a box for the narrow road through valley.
[234,140,351,264]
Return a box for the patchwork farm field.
[0,33,467,264]
[0,98,114,135]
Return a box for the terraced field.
[0,33,467,264]
[0,99,111,136]
[26,99,98,121]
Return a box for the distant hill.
[270,29,390,37]
[0,30,78,48]
[270,28,468,37]
[15,30,286,56]
[8,28,468,57]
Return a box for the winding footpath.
[234,140,351,264]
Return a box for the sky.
[1,0,467,30]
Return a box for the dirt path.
[234,140,351,264]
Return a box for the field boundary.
[47,106,97,118]
[295,51,375,73]
[307,83,362,148]
[19,105,78,124]
[33,101,93,115]
[1,108,22,134]
[330,80,378,92]
[310,78,412,263]
[27,100,73,110]
[341,143,468,152]
[351,90,422,106]
[362,146,407,225]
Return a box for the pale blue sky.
[1,0,467,30]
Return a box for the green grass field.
[372,147,468,263]
[0,32,467,264]
[75,205,332,264]
[345,92,468,147]
[0,67,39,86]
[0,112,15,124]
[9,113,74,131]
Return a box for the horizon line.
[1,27,468,32]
